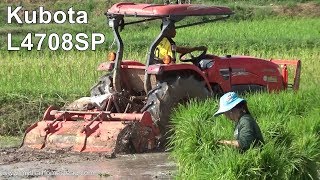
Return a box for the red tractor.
[21,3,301,155]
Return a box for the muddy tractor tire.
[90,73,113,96]
[145,76,210,148]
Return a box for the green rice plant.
[247,89,320,118]
[258,142,291,179]
[263,121,294,147]
[286,134,320,179]
[169,86,320,179]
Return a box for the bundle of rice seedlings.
[170,88,320,179]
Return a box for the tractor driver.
[155,23,207,63]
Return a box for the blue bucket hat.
[214,92,245,117]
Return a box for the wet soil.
[0,148,176,179]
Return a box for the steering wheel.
[179,47,207,64]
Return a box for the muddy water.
[0,148,176,179]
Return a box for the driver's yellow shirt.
[155,38,173,59]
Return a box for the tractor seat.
[198,59,214,70]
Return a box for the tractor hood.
[107,3,233,17]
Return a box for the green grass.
[0,94,75,136]
[0,136,21,148]
[1,0,319,49]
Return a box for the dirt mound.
[273,2,320,17]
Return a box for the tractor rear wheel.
[145,76,210,149]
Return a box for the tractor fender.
[147,64,213,93]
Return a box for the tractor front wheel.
[90,73,113,96]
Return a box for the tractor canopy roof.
[107,2,233,18]
[105,3,234,90]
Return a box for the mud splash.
[0,148,175,179]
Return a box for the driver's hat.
[214,92,245,116]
